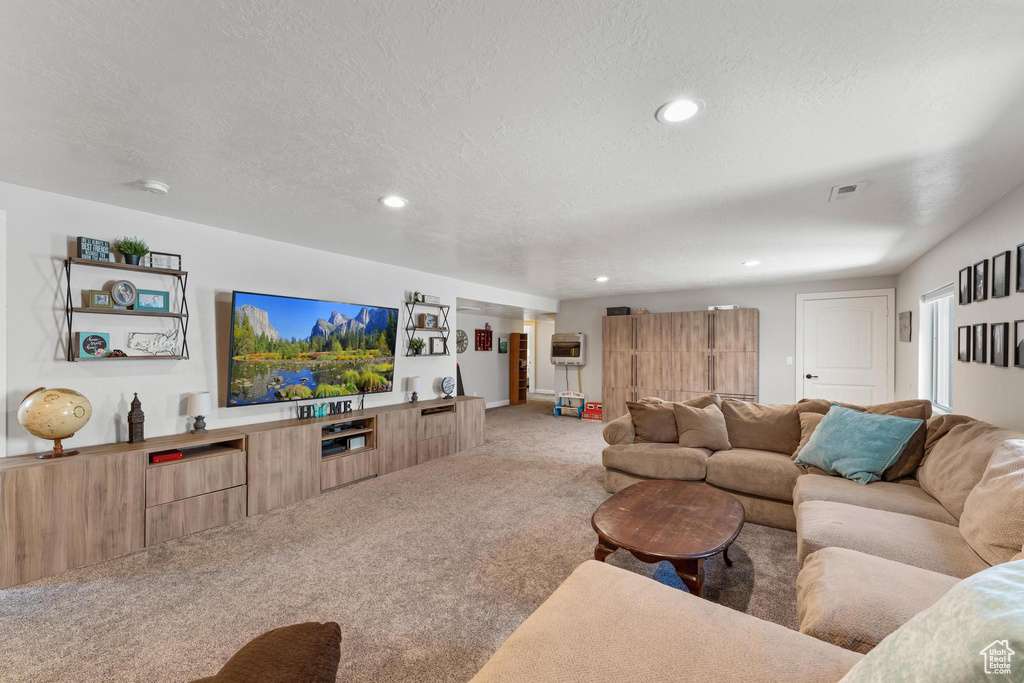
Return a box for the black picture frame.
[148,252,182,271]
[992,251,1011,299]
[957,325,971,362]
[991,322,1009,368]
[958,267,972,305]
[1017,243,1024,294]
[973,260,988,302]
[1015,320,1024,368]
[973,323,987,363]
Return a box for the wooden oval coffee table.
[591,480,744,597]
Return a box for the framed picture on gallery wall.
[1017,244,1024,294]
[957,325,971,362]
[992,251,1011,299]
[973,323,988,363]
[958,267,972,305]
[991,322,1009,367]
[1015,320,1024,368]
[973,260,988,302]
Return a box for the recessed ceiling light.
[380,195,408,208]
[742,260,761,267]
[138,180,169,194]
[655,98,704,123]
[595,276,610,282]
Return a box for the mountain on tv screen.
[227,291,398,407]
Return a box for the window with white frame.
[920,285,954,412]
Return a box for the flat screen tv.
[227,291,398,407]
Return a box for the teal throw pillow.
[794,404,922,484]
[840,559,1024,681]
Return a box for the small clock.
[456,329,469,354]
[110,280,138,307]
[441,376,455,399]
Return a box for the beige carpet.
[0,399,799,682]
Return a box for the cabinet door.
[378,408,419,475]
[602,316,635,388]
[635,312,708,393]
[602,386,634,422]
[711,309,758,352]
[456,399,485,451]
[712,352,758,397]
[0,450,146,589]
[247,425,319,515]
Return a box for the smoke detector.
[138,180,170,194]
[829,181,866,202]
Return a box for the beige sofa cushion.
[706,448,804,502]
[959,439,1024,565]
[792,474,956,525]
[602,444,709,481]
[917,417,1023,520]
[626,401,678,443]
[721,400,811,455]
[601,414,635,445]
[797,548,958,653]
[673,402,731,450]
[470,560,862,683]
[792,411,824,459]
[796,501,989,578]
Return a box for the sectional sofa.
[470,395,1024,679]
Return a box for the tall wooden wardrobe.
[601,308,759,421]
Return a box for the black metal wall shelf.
[403,301,450,357]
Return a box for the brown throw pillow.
[192,622,342,683]
[863,403,929,480]
[721,400,802,454]
[792,411,825,459]
[959,439,1024,565]
[627,401,679,443]
[673,403,731,451]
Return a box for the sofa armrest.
[602,414,635,445]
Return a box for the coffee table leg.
[671,558,705,597]
[594,539,617,562]
[724,546,733,567]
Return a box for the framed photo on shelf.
[148,252,182,270]
[78,332,110,359]
[88,290,113,308]
[973,259,988,302]
[429,337,447,355]
[1015,320,1024,368]
[958,266,972,305]
[973,323,988,364]
[991,322,1009,367]
[76,237,110,262]
[136,289,170,312]
[957,326,971,362]
[992,251,1010,299]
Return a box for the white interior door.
[797,291,894,404]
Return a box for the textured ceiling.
[2,1,1024,299]
[456,297,555,322]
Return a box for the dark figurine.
[127,393,145,443]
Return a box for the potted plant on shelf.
[112,237,150,266]
[410,337,426,355]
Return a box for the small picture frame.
[992,251,1010,299]
[88,290,113,308]
[136,289,170,312]
[148,252,182,271]
[991,322,1009,368]
[419,313,438,329]
[76,237,110,262]
[1017,244,1024,294]
[958,266,972,305]
[973,323,988,364]
[973,259,988,302]
[429,337,447,355]
[1014,320,1024,368]
[498,337,508,353]
[957,326,971,362]
[898,311,912,342]
[78,332,110,359]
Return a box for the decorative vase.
[124,254,141,265]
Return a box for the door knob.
[805,374,818,379]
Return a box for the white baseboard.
[486,400,511,409]
[533,389,556,395]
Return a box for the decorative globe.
[17,387,92,458]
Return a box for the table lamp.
[186,391,213,434]
[407,376,420,403]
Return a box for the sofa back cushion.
[959,439,1024,566]
[673,403,731,451]
[627,394,720,443]
[793,412,825,459]
[721,400,806,455]
[918,416,1023,520]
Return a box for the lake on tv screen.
[228,292,398,406]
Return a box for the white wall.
[1,183,556,456]
[556,275,896,405]
[534,319,555,394]
[896,180,1024,430]
[454,313,521,408]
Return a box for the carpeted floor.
[0,399,800,682]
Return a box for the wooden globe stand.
[37,438,79,459]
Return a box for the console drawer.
[320,449,378,491]
[145,485,247,546]
[418,412,455,440]
[417,434,454,464]
[146,449,247,507]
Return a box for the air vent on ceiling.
[829,181,866,202]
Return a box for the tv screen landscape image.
[228,291,398,406]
